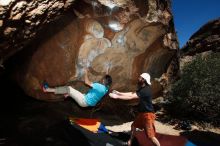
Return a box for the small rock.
[0,0,12,6]
[11,13,22,20]
[4,27,16,35]
[25,20,31,23]
[64,0,75,8]
[174,121,192,131]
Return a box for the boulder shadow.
[180,130,220,146]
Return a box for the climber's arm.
[84,68,92,87]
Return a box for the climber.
[42,68,112,107]
[109,73,160,146]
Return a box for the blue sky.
[172,0,220,48]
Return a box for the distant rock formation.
[1,0,179,101]
[180,18,220,71]
[181,18,220,56]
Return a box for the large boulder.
[2,0,179,101]
[0,0,76,62]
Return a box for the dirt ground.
[106,120,220,135]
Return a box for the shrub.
[167,52,220,122]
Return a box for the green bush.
[168,52,220,122]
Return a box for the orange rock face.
[12,0,178,101]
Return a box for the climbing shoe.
[42,81,49,92]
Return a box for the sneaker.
[42,81,49,92]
